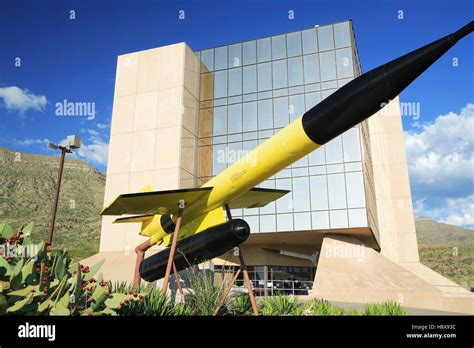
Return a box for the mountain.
[415,218,473,289]
[0,147,105,260]
[415,217,474,246]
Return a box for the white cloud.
[96,123,108,129]
[0,86,47,113]
[405,103,474,228]
[15,138,51,146]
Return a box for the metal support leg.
[133,239,153,287]
[212,268,241,316]
[239,247,259,315]
[162,206,185,296]
[173,261,185,304]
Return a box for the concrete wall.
[100,43,200,254]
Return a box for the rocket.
[102,22,473,282]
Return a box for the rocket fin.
[226,187,290,209]
[101,187,213,216]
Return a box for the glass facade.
[196,20,368,234]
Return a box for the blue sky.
[0,0,473,226]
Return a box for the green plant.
[184,271,225,315]
[0,222,144,316]
[305,299,345,316]
[228,294,253,315]
[363,301,407,316]
[260,295,303,316]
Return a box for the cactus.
[0,221,150,316]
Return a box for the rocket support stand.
[213,204,259,316]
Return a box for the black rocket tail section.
[139,219,250,282]
[302,21,474,145]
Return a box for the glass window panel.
[243,40,257,65]
[317,25,334,51]
[305,92,321,109]
[227,141,242,166]
[258,99,273,130]
[333,21,351,48]
[213,144,227,175]
[228,133,242,142]
[276,168,291,179]
[309,144,325,165]
[294,212,311,230]
[257,62,272,91]
[320,51,337,81]
[292,177,310,212]
[214,46,228,70]
[257,38,271,62]
[348,208,367,228]
[273,97,289,128]
[330,210,348,229]
[242,139,257,152]
[310,175,328,210]
[272,60,288,89]
[286,31,302,57]
[243,65,257,94]
[228,104,242,134]
[245,215,259,233]
[258,91,272,99]
[305,83,320,92]
[342,128,361,162]
[258,129,273,139]
[213,106,227,136]
[228,43,242,67]
[243,131,257,140]
[228,96,242,104]
[260,215,276,232]
[326,164,344,174]
[243,93,257,102]
[271,35,286,60]
[277,214,293,232]
[214,70,227,99]
[336,48,354,79]
[288,57,303,87]
[212,135,226,144]
[321,80,338,90]
[273,88,288,97]
[346,172,366,208]
[328,174,347,209]
[228,67,242,96]
[288,86,304,95]
[302,28,318,54]
[312,211,329,229]
[289,94,305,122]
[292,167,308,177]
[309,166,326,175]
[276,178,292,213]
[325,136,343,164]
[242,102,257,132]
[213,98,227,106]
[200,49,214,71]
[303,54,320,84]
[345,162,362,172]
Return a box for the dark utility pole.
[46,145,72,248]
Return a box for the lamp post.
[46,135,81,249]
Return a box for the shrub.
[228,294,253,315]
[305,299,345,316]
[363,301,407,316]
[184,271,225,315]
[260,295,303,316]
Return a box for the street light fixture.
[46,135,81,249]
